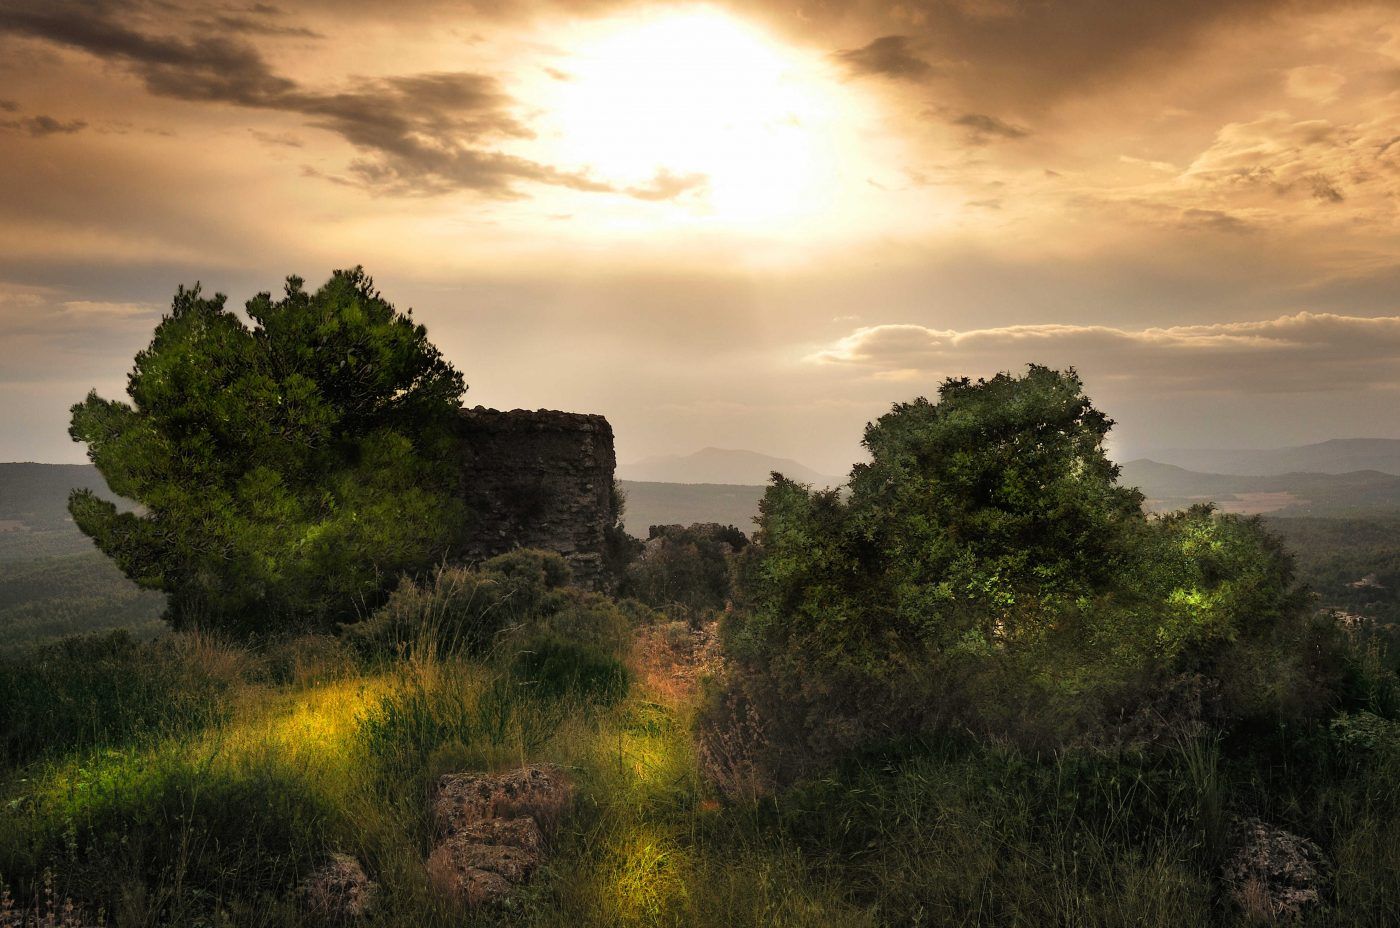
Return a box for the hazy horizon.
[3,0,1399,475]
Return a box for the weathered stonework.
[454,406,617,589]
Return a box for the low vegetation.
[0,542,1396,926]
[5,279,1397,927]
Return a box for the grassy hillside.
[0,553,165,647]
[0,585,1395,927]
[1264,514,1400,625]
[0,463,166,650]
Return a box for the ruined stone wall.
[453,407,617,589]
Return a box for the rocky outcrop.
[426,839,537,906]
[454,408,617,590]
[1222,817,1329,923]
[299,854,378,924]
[427,764,574,908]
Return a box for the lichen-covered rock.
[426,862,513,908]
[426,836,540,906]
[453,816,544,853]
[1222,817,1329,923]
[300,854,378,924]
[426,765,576,908]
[431,836,538,883]
[433,764,574,836]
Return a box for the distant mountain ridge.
[618,447,841,488]
[618,480,766,536]
[1120,458,1400,516]
[1147,438,1400,477]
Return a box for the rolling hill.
[0,462,165,648]
[1119,459,1400,516]
[623,461,1400,533]
[618,447,841,487]
[1147,438,1400,477]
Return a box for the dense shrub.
[711,368,1343,784]
[251,633,361,687]
[511,636,631,704]
[348,549,640,667]
[0,631,238,766]
[345,549,572,657]
[623,523,747,615]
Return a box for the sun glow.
[539,7,847,227]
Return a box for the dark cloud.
[953,112,1029,143]
[1179,208,1254,234]
[0,99,18,112]
[806,0,1314,107]
[810,313,1400,394]
[0,1,673,200]
[1307,173,1345,203]
[249,128,303,148]
[1,114,87,136]
[193,13,322,38]
[834,35,933,80]
[0,5,299,105]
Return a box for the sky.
[2,0,1399,475]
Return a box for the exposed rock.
[1222,817,1329,923]
[454,407,617,590]
[427,765,575,908]
[452,816,544,853]
[299,853,378,924]
[426,837,539,906]
[425,863,513,909]
[433,763,574,836]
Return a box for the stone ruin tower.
[453,407,617,589]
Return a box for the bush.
[0,631,238,766]
[712,368,1342,785]
[346,550,572,658]
[348,549,641,669]
[623,523,747,615]
[252,633,360,687]
[511,636,631,704]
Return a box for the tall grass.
[0,631,244,767]
[1,607,1397,926]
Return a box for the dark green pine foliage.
[68,268,468,635]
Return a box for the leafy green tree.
[623,522,748,615]
[715,367,1327,778]
[737,366,1145,673]
[68,268,468,634]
